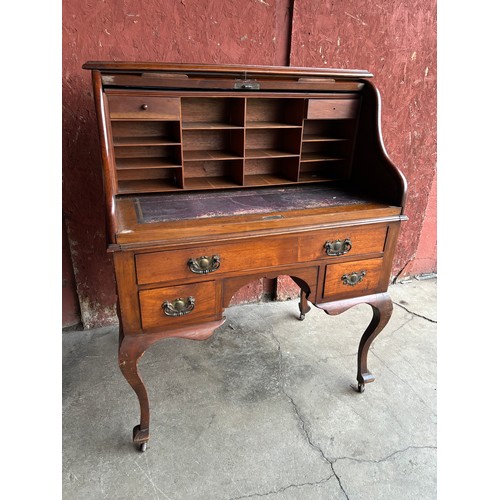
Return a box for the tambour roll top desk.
[82,61,407,451]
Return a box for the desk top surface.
[133,185,370,224]
[114,184,403,250]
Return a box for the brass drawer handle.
[341,270,367,287]
[187,255,221,274]
[325,238,352,256]
[162,296,195,316]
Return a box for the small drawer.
[298,225,387,262]
[306,99,359,120]
[107,95,180,120]
[139,281,216,330]
[323,257,385,300]
[135,237,298,285]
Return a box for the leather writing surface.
[134,184,369,223]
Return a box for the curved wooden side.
[91,70,118,245]
[352,80,408,210]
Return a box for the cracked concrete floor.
[63,278,436,500]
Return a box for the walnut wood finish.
[84,61,407,451]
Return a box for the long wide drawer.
[136,237,298,285]
[298,225,387,262]
[139,281,216,330]
[323,257,385,300]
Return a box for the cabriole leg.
[116,319,225,450]
[356,296,393,392]
[118,334,150,452]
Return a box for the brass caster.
[133,425,149,452]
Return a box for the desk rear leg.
[298,289,311,320]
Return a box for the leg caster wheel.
[299,313,305,321]
[133,424,150,452]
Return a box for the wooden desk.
[83,62,407,451]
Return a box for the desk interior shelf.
[106,94,361,194]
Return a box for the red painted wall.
[62,0,292,327]
[62,220,81,328]
[290,0,437,278]
[62,0,436,328]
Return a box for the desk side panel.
[114,251,142,334]
[91,70,118,245]
[351,80,407,209]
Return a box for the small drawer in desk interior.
[306,98,359,120]
[322,257,385,300]
[107,95,181,120]
[139,281,216,330]
[298,225,387,262]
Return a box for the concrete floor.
[62,278,436,500]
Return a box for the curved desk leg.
[118,335,151,452]
[318,292,393,393]
[118,319,225,451]
[356,295,393,392]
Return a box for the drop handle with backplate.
[162,296,195,317]
[341,270,367,287]
[325,238,352,256]
[187,255,221,274]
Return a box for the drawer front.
[107,95,180,119]
[298,225,387,262]
[136,237,298,285]
[323,257,385,300]
[139,281,216,330]
[306,99,359,120]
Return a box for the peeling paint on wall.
[290,0,437,277]
[62,0,292,328]
[62,0,436,328]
